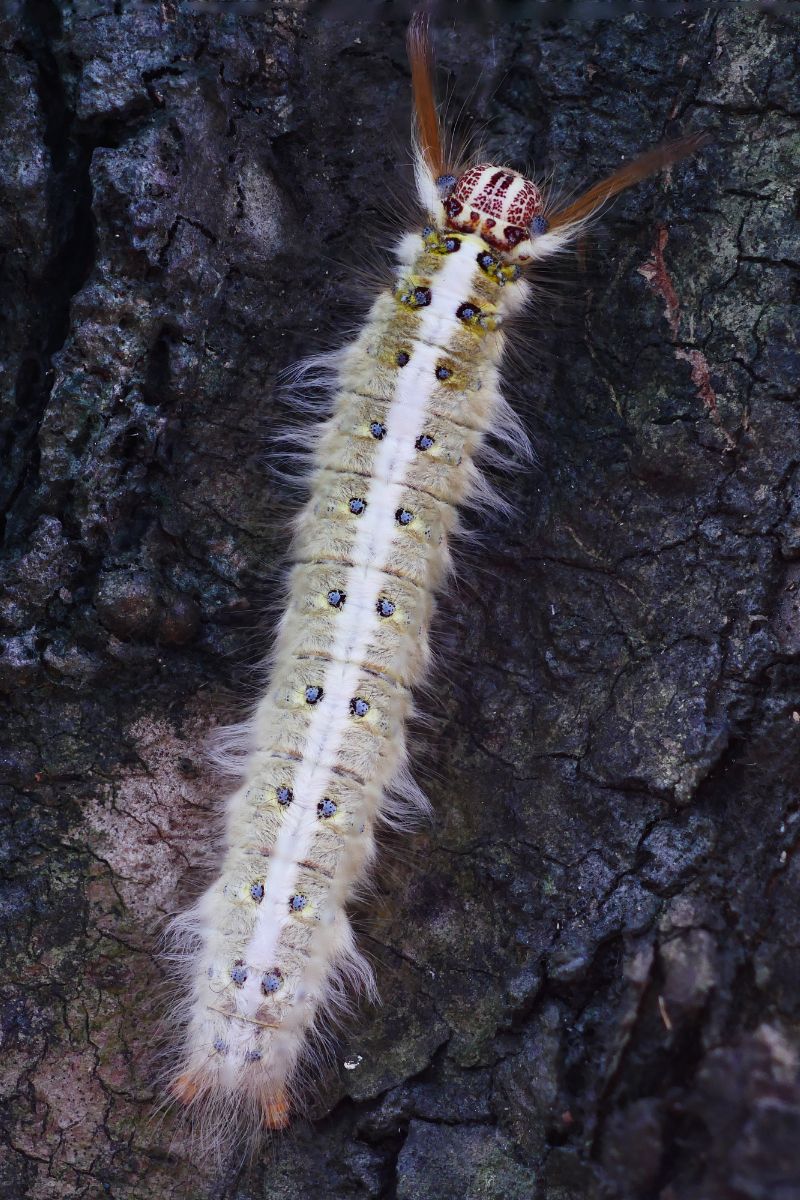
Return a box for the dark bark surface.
[1,2,799,1197]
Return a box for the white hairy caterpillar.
[162,14,705,1155]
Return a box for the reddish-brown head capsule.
[445,164,544,257]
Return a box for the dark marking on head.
[250,881,264,903]
[350,697,370,717]
[370,421,387,439]
[349,497,367,515]
[503,224,526,247]
[395,507,414,526]
[261,969,283,994]
[231,961,248,987]
[415,434,435,451]
[305,685,324,704]
[317,798,337,819]
[327,589,346,609]
[376,597,395,618]
[290,894,308,912]
[445,196,462,219]
[276,785,293,806]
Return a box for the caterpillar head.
[409,15,707,268]
[440,165,546,263]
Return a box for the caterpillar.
[163,12,705,1156]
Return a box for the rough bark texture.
[1,3,799,1197]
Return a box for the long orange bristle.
[261,1089,290,1130]
[548,132,709,231]
[170,1072,200,1105]
[407,10,444,177]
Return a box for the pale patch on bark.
[84,706,219,926]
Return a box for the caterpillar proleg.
[163,13,706,1155]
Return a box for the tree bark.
[1,3,798,1197]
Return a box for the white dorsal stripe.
[230,245,482,1045]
